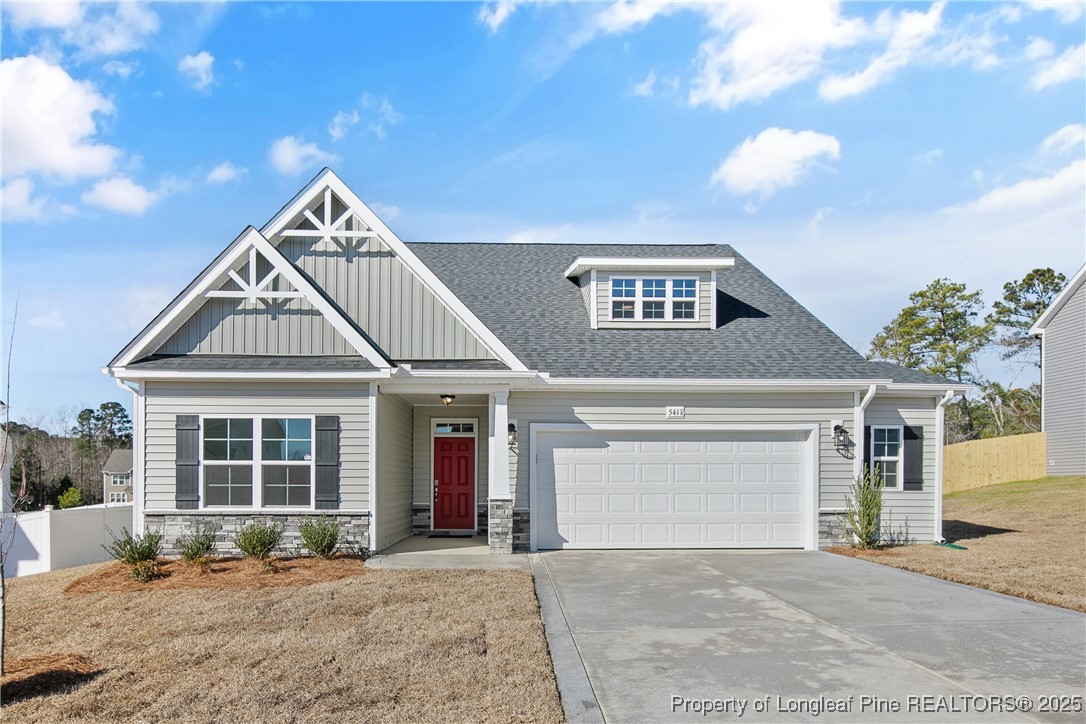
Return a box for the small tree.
[844,465,884,549]
[57,486,84,509]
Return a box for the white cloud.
[710,128,841,208]
[0,55,120,181]
[952,159,1085,213]
[1024,37,1055,60]
[819,2,945,101]
[1031,43,1085,90]
[1,178,49,222]
[360,94,403,139]
[369,201,400,221]
[178,51,215,91]
[102,59,138,78]
[4,1,85,30]
[268,136,337,175]
[913,148,944,164]
[328,109,360,141]
[28,309,66,330]
[688,2,867,111]
[63,2,160,58]
[81,176,164,215]
[596,1,677,34]
[1041,124,1086,155]
[206,162,247,184]
[1025,0,1085,23]
[629,69,657,97]
[478,0,521,33]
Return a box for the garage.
[531,427,815,550]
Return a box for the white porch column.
[487,390,513,552]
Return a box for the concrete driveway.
[532,551,1085,723]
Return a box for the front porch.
[367,534,529,569]
[372,386,524,554]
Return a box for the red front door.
[433,437,475,530]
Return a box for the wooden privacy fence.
[943,432,1047,494]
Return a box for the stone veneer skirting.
[487,499,513,554]
[410,504,489,536]
[512,509,530,553]
[818,511,848,549]
[145,513,370,557]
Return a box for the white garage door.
[534,430,810,549]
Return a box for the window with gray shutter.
[903,426,924,491]
[176,415,200,509]
[314,416,340,509]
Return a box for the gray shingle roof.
[127,355,376,371]
[103,448,133,473]
[408,242,955,384]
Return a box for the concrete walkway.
[535,550,1086,723]
[366,535,529,570]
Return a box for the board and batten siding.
[142,382,370,511]
[1042,281,1085,476]
[864,396,938,542]
[375,393,413,550]
[596,271,713,328]
[507,391,856,512]
[411,405,490,509]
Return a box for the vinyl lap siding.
[865,396,938,542]
[596,271,712,328]
[411,405,489,508]
[1043,282,1085,476]
[507,391,854,512]
[375,393,413,549]
[142,382,369,511]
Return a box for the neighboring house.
[102,449,134,504]
[105,169,965,554]
[1030,264,1086,477]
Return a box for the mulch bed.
[64,555,367,594]
[1,654,104,705]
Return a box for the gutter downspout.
[114,378,144,535]
[853,384,878,481]
[934,389,955,544]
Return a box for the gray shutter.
[862,426,872,478]
[314,415,340,509]
[176,415,200,509]
[903,426,924,491]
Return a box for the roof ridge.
[404,241,734,247]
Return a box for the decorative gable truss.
[261,169,527,370]
[111,227,391,369]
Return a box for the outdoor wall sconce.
[440,394,456,406]
[832,424,850,451]
[508,422,518,446]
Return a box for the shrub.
[130,560,162,583]
[234,522,283,560]
[176,523,219,562]
[104,527,163,565]
[844,464,884,549]
[299,519,340,558]
[57,487,84,509]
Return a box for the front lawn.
[3,562,563,722]
[832,476,1086,612]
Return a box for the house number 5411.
[666,406,686,419]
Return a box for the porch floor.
[368,535,529,570]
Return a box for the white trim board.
[563,256,736,278]
[259,169,528,372]
[527,421,820,552]
[110,226,391,369]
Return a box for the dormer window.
[611,277,699,321]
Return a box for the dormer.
[564,256,735,329]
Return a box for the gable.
[273,189,496,360]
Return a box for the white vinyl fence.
[2,503,134,578]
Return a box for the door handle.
[434,480,439,500]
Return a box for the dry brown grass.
[3,563,563,723]
[65,555,366,594]
[831,476,1086,612]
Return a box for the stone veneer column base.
[488,499,513,554]
[144,512,370,557]
[512,509,530,552]
[818,511,849,549]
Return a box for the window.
[201,417,314,509]
[111,473,127,487]
[610,277,699,321]
[109,492,127,503]
[435,422,474,434]
[871,426,903,490]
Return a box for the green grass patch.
[944,476,1084,507]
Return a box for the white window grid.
[111,473,128,487]
[870,425,904,490]
[109,492,127,503]
[199,415,317,510]
[610,276,699,321]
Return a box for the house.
[105,169,965,554]
[102,448,134,504]
[1030,264,1086,477]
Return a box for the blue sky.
[1,1,1084,426]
